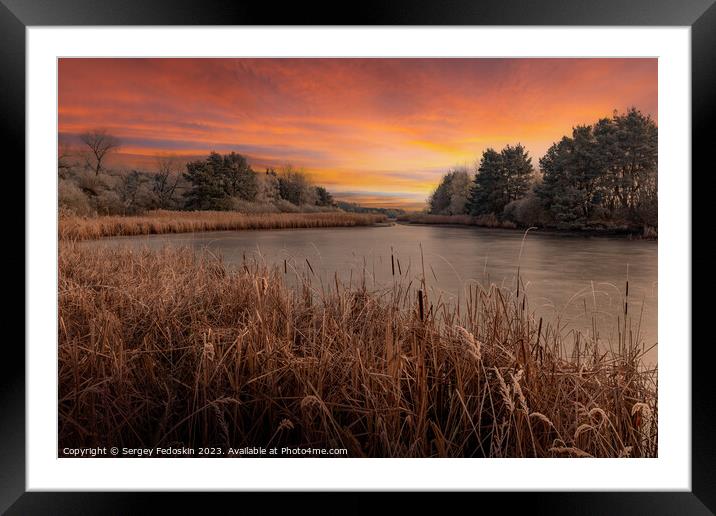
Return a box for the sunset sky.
[58,58,657,210]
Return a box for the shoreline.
[59,210,657,242]
[394,219,657,240]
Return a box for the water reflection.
[93,223,657,361]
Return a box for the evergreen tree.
[536,127,606,226]
[183,151,258,210]
[536,108,657,228]
[466,146,533,216]
[315,186,334,206]
[595,108,657,218]
[428,176,452,214]
[183,158,223,210]
[501,144,534,205]
[220,152,258,201]
[466,148,503,215]
[536,138,571,220]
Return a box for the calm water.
[94,224,657,360]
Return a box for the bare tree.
[277,164,314,205]
[153,155,183,209]
[80,129,120,176]
[58,142,75,179]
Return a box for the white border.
[27,27,691,491]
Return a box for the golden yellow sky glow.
[58,58,657,210]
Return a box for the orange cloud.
[58,58,657,208]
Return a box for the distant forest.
[427,108,657,231]
[59,137,408,218]
[59,107,656,230]
[59,135,343,216]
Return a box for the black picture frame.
[4,1,712,513]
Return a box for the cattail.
[418,289,424,321]
[536,317,543,346]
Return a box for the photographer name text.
[60,446,348,457]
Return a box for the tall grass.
[59,210,387,241]
[58,243,657,458]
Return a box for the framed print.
[4,0,713,512]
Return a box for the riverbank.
[397,213,657,239]
[59,210,387,240]
[59,242,657,458]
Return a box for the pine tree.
[183,151,257,210]
[466,148,503,215]
[220,152,258,201]
[600,108,658,217]
[502,144,534,205]
[536,108,657,228]
[467,145,533,216]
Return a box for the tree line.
[59,131,336,216]
[428,108,658,230]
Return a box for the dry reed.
[58,243,657,458]
[59,210,387,241]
